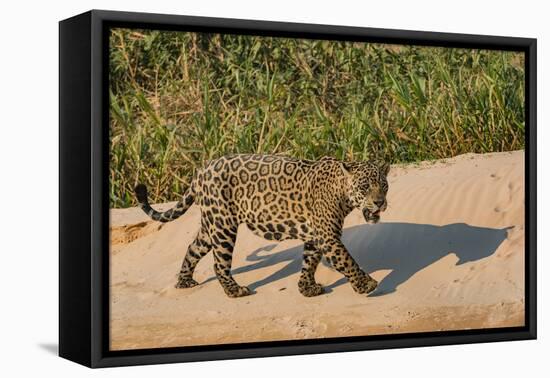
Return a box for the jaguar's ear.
[380,161,391,176]
[340,161,353,178]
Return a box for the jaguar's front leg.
[320,239,378,295]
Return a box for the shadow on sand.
[219,222,510,296]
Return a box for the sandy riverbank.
[109,150,525,350]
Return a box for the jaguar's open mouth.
[362,208,381,224]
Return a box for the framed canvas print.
[59,10,537,368]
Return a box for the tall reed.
[109,29,525,208]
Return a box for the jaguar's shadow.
[226,222,510,295]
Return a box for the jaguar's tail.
[134,183,194,223]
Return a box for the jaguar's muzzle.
[362,207,381,224]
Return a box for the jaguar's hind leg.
[210,225,251,298]
[175,227,211,288]
[298,241,325,297]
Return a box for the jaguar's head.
[343,160,390,224]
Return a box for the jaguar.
[135,154,389,298]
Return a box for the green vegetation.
[109,28,525,208]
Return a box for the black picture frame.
[59,9,537,368]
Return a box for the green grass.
[109,28,525,208]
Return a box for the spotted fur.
[135,154,390,298]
